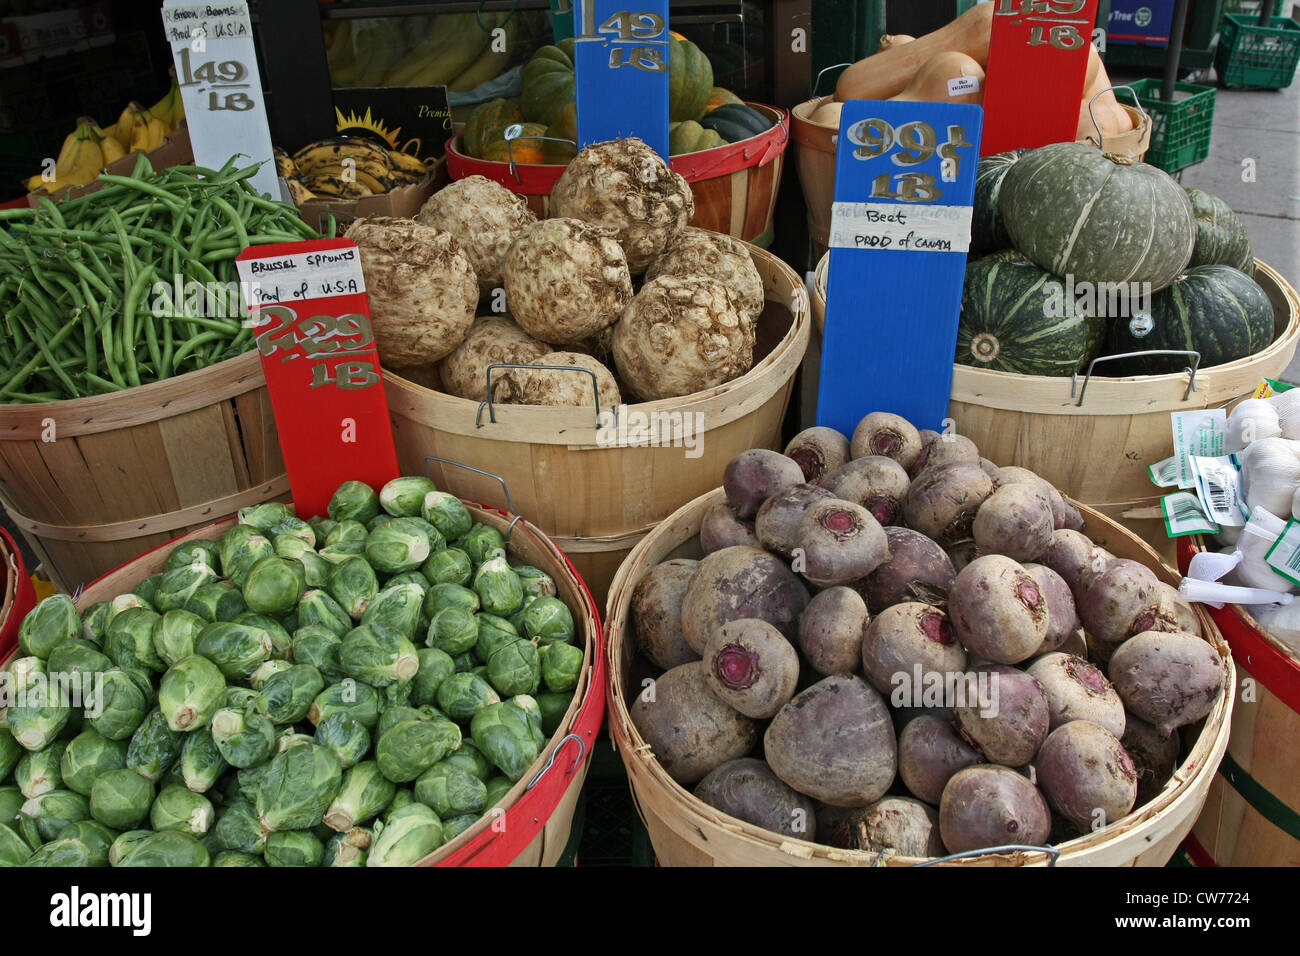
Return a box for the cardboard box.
[25,120,192,206]
[295,156,448,233]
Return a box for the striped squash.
[970,150,1025,259]
[956,260,1104,376]
[1186,187,1254,276]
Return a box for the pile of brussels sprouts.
[0,477,583,867]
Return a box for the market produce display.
[279,137,433,204]
[0,479,583,867]
[0,157,328,403]
[626,413,1225,856]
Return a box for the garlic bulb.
[1225,398,1281,452]
[1215,525,1243,546]
[1253,604,1300,657]
[1266,388,1300,440]
[1235,511,1295,593]
[1241,436,1300,518]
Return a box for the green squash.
[999,142,1196,292]
[1104,265,1275,374]
[462,97,525,159]
[669,120,725,155]
[970,150,1026,259]
[521,39,577,128]
[1186,188,1254,275]
[698,103,771,143]
[668,36,713,122]
[956,260,1105,377]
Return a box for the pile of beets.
[628,413,1226,857]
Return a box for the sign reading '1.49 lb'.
[573,0,670,157]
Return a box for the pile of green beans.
[0,154,336,403]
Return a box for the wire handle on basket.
[525,733,587,790]
[915,844,1061,867]
[1083,85,1150,151]
[1072,350,1202,407]
[478,362,616,430]
[502,123,575,185]
[811,63,851,98]
[421,455,525,540]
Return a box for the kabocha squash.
[970,150,1026,259]
[463,98,524,159]
[669,35,714,122]
[1186,188,1254,275]
[544,102,578,164]
[670,121,726,155]
[698,103,771,143]
[478,123,548,164]
[704,87,744,112]
[835,1,994,101]
[521,39,576,127]
[956,260,1104,377]
[999,142,1196,292]
[1104,265,1274,374]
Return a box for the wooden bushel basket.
[605,489,1233,867]
[0,526,35,660]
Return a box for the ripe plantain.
[293,136,394,171]
[307,175,374,199]
[285,178,316,205]
[274,149,296,179]
[386,149,427,176]
[448,15,517,92]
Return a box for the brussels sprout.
[249,659,293,690]
[289,627,342,684]
[457,524,506,565]
[104,607,165,674]
[471,702,541,782]
[238,501,294,532]
[324,760,396,832]
[362,582,425,641]
[536,692,572,737]
[213,850,264,867]
[24,836,93,867]
[275,731,314,754]
[153,563,219,614]
[379,476,438,518]
[329,557,379,621]
[421,548,473,587]
[6,652,44,688]
[417,490,472,541]
[264,829,324,867]
[270,515,315,546]
[414,761,488,818]
[472,551,525,617]
[340,623,419,688]
[19,789,89,842]
[279,608,301,635]
[54,819,114,862]
[382,788,416,824]
[46,640,111,681]
[125,708,183,782]
[368,512,393,530]
[294,550,333,589]
[184,582,247,624]
[85,668,149,742]
[16,742,67,798]
[329,480,381,524]
[297,590,353,638]
[521,597,576,646]
[508,596,537,635]
[375,717,462,783]
[309,515,339,540]
[80,602,110,646]
[314,714,370,770]
[325,519,369,549]
[150,785,215,835]
[436,673,501,722]
[158,655,227,732]
[60,730,127,796]
[254,665,325,726]
[0,823,28,866]
[365,517,439,574]
[210,708,277,769]
[241,556,306,617]
[115,830,210,867]
[133,574,163,607]
[105,593,151,627]
[367,802,443,866]
[213,797,265,854]
[195,621,274,680]
[539,642,583,694]
[106,829,151,865]
[475,614,519,665]
[223,686,258,711]
[318,542,364,566]
[235,763,272,804]
[0,731,19,784]
[444,740,493,781]
[512,565,556,599]
[375,705,428,740]
[5,683,72,752]
[151,609,205,669]
[508,695,546,749]
[409,648,456,708]
[425,606,480,657]
[256,744,343,832]
[235,612,293,660]
[323,828,371,866]
[487,639,542,698]
[166,539,222,574]
[179,727,227,793]
[452,652,477,674]
[386,571,429,593]
[423,582,479,619]
[308,680,381,730]
[220,524,276,590]
[442,813,482,842]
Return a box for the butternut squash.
[1075,45,1134,143]
[810,98,843,127]
[889,51,984,105]
[836,1,994,101]
[876,33,915,52]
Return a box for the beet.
[991,466,1069,531]
[1157,582,1201,637]
[1077,558,1170,643]
[898,715,984,805]
[680,545,811,654]
[818,456,910,525]
[910,433,980,477]
[798,586,868,677]
[699,501,760,554]
[1085,631,1116,671]
[850,412,922,471]
[1038,529,1109,591]
[948,555,1049,664]
[754,483,835,559]
[793,498,890,588]
[939,765,1052,853]
[1025,652,1125,737]
[784,427,850,484]
[630,661,759,786]
[1059,499,1086,532]
[954,664,1050,766]
[972,483,1054,562]
[1024,563,1080,655]
[1121,715,1181,807]
[630,558,701,670]
[1036,720,1137,831]
[946,539,981,575]
[764,674,897,807]
[861,602,967,699]
[1107,630,1225,738]
[980,457,999,476]
[703,618,800,719]
[824,797,944,856]
[723,449,805,519]
[856,527,955,616]
[1054,629,1088,659]
[903,463,993,545]
[694,757,818,841]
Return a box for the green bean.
[0,207,37,221]
[120,265,156,388]
[95,174,184,210]
[11,313,81,398]
[82,372,126,392]
[157,312,241,335]
[170,331,223,369]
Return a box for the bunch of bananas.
[327,13,517,91]
[281,137,430,204]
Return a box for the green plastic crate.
[1129,78,1217,173]
[1215,14,1300,89]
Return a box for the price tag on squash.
[572,0,670,157]
[235,239,400,519]
[160,1,277,198]
[981,0,1099,155]
[816,100,982,435]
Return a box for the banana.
[305,162,393,194]
[381,13,482,87]
[111,101,144,150]
[99,131,126,165]
[285,178,316,205]
[293,136,394,171]
[274,150,296,179]
[52,118,104,188]
[306,175,374,199]
[326,19,354,66]
[387,149,427,176]
[448,15,517,92]
[147,70,183,129]
[407,14,498,87]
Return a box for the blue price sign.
[816,100,983,435]
[573,0,670,157]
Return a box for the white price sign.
[160,1,277,199]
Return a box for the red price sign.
[236,239,399,519]
[980,0,1099,155]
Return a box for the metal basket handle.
[525,733,587,790]
[502,123,576,185]
[421,455,525,540]
[915,844,1061,867]
[1083,85,1151,151]
[811,62,852,98]
[478,361,617,430]
[1072,350,1202,407]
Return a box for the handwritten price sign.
[573,0,670,156]
[817,101,982,435]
